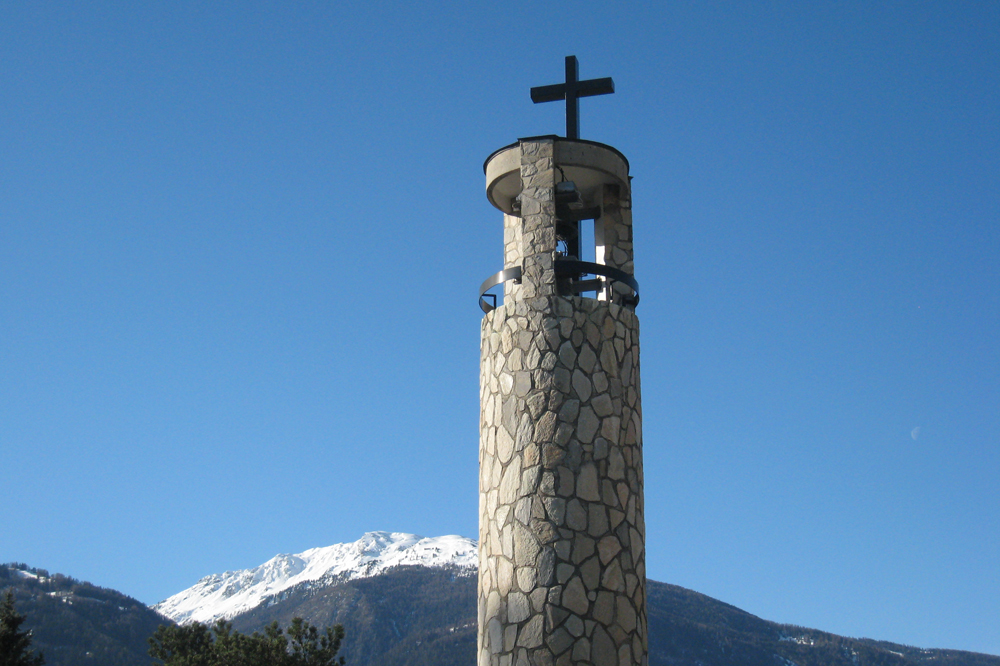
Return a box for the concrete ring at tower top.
[484,136,631,215]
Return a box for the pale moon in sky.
[911,426,921,440]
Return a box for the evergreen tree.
[0,590,44,666]
[286,618,345,666]
[148,618,345,666]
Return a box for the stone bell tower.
[477,56,646,666]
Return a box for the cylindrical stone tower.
[478,136,645,666]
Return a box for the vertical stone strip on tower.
[479,137,645,666]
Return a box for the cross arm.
[530,77,615,104]
[576,77,615,97]
[530,84,567,104]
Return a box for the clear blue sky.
[2,0,997,656]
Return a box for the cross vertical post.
[565,56,580,141]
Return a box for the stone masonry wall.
[598,183,634,303]
[478,297,645,666]
[478,138,646,666]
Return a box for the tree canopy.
[0,589,45,666]
[148,617,345,666]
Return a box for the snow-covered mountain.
[154,531,477,625]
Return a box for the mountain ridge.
[155,532,1000,666]
[224,565,1000,666]
[154,531,476,625]
[0,563,168,666]
[7,534,999,666]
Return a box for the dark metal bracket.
[478,266,523,313]
[554,259,639,306]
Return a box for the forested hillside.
[229,565,476,666]
[646,582,1000,666]
[1,563,169,666]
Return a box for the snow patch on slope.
[153,532,477,625]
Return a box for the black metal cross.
[530,55,615,140]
